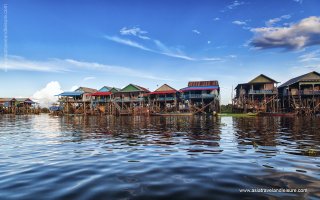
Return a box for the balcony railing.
[284,90,320,96]
[301,90,320,95]
[58,99,86,103]
[113,97,145,102]
[183,94,217,99]
[248,90,276,94]
[154,97,175,101]
[92,98,111,103]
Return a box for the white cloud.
[192,29,201,34]
[228,55,237,58]
[266,15,291,27]
[83,76,96,81]
[293,0,303,4]
[213,17,220,21]
[161,52,195,61]
[250,16,320,50]
[105,35,195,61]
[0,55,69,73]
[227,1,244,9]
[32,81,63,108]
[153,40,222,61]
[290,64,320,77]
[104,35,153,51]
[64,59,170,80]
[0,55,170,81]
[242,26,252,30]
[105,31,223,62]
[153,40,195,61]
[207,41,211,44]
[299,50,320,62]
[202,57,222,61]
[232,20,247,25]
[120,26,150,40]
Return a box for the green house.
[114,84,150,102]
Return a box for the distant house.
[180,81,220,114]
[114,84,150,103]
[57,87,97,114]
[91,86,114,106]
[0,98,16,108]
[15,98,36,107]
[74,87,98,102]
[0,98,37,114]
[57,87,98,103]
[90,86,121,114]
[278,71,320,114]
[148,84,178,113]
[112,84,150,115]
[233,74,279,113]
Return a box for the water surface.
[0,114,319,199]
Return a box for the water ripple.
[0,114,319,199]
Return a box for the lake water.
[0,114,319,200]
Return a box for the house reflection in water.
[57,115,222,153]
[232,116,320,157]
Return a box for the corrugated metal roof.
[14,98,35,104]
[234,74,278,89]
[154,84,177,92]
[57,92,84,96]
[15,98,31,102]
[248,74,278,83]
[99,86,113,92]
[109,87,120,93]
[90,91,112,96]
[188,81,219,87]
[120,84,150,93]
[133,84,150,92]
[74,87,98,93]
[279,71,320,88]
[0,98,16,102]
[234,83,248,90]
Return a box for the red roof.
[90,92,112,96]
[148,90,177,95]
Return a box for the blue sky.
[1,0,320,105]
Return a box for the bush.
[220,104,233,113]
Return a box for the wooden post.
[312,84,315,111]
[67,97,69,115]
[83,102,86,115]
[165,94,167,113]
[288,86,290,112]
[174,93,177,112]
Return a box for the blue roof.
[180,86,219,92]
[57,91,84,96]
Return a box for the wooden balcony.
[153,97,175,101]
[183,94,217,99]
[113,97,145,102]
[283,90,320,96]
[249,90,277,94]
